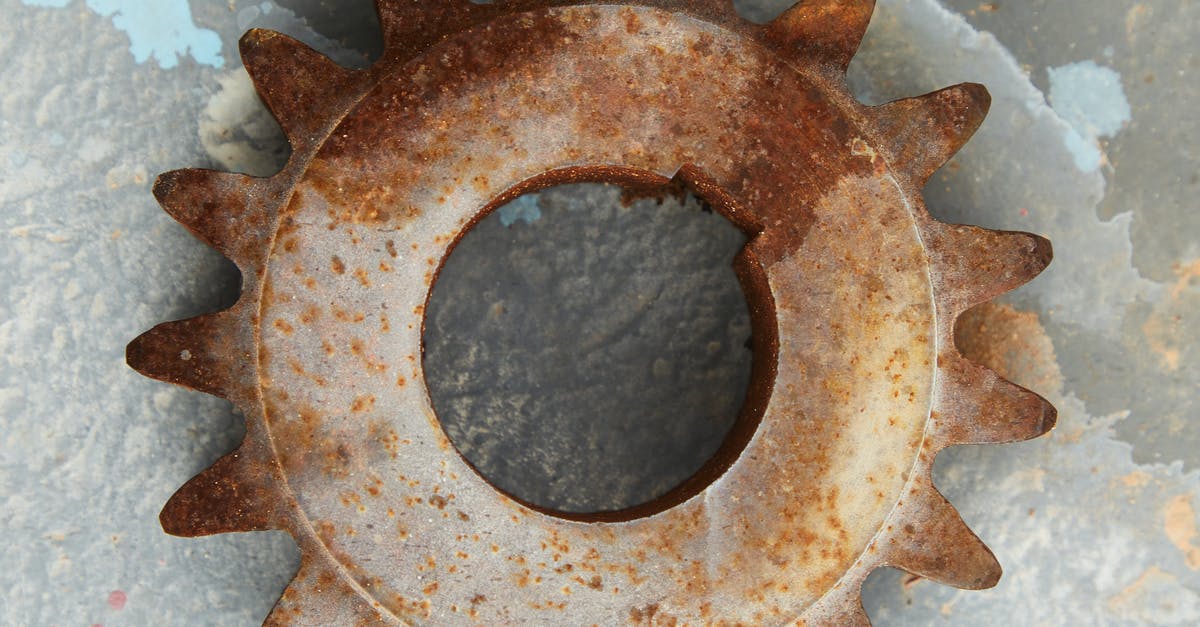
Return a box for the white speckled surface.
[1,0,1195,624]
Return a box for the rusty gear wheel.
[129,1,1056,624]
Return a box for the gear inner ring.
[420,167,777,522]
[257,5,934,622]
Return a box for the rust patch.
[1165,495,1200,570]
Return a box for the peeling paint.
[21,0,224,68]
[497,194,543,227]
[1047,61,1132,172]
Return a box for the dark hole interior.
[423,183,754,514]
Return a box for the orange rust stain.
[386,593,433,621]
[573,575,604,591]
[1169,258,1200,300]
[386,240,398,258]
[288,358,327,387]
[378,427,401,459]
[316,567,337,589]
[955,302,1062,394]
[528,600,568,611]
[1165,494,1200,569]
[1143,312,1181,372]
[353,267,371,287]
[1142,258,1193,374]
[339,491,365,511]
[621,9,641,34]
[331,255,346,275]
[299,305,321,325]
[305,160,426,230]
[349,338,389,373]
[266,405,348,479]
[351,395,376,413]
[268,406,317,473]
[1119,471,1152,488]
[333,306,366,323]
[629,604,659,625]
[314,520,344,553]
[273,318,294,335]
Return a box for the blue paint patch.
[1047,61,1131,172]
[22,0,224,69]
[498,194,542,227]
[1062,126,1103,172]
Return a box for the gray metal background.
[1,0,1196,624]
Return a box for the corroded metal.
[128,1,1056,624]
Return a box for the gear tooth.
[932,351,1057,446]
[161,444,282,537]
[884,478,1002,590]
[126,309,252,400]
[374,0,481,61]
[239,29,367,152]
[266,559,384,626]
[763,0,876,72]
[872,82,991,183]
[153,169,276,270]
[925,221,1053,314]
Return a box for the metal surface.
[126,1,1054,624]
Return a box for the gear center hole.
[423,179,764,518]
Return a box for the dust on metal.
[128,1,1056,624]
